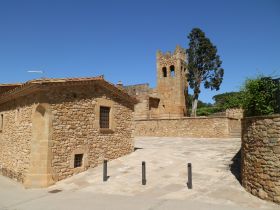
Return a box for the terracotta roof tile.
[27,75,104,84]
[0,76,138,105]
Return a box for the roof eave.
[0,79,138,105]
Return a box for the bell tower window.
[170,65,175,77]
[162,67,167,77]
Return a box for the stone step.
[230,129,241,138]
[230,133,241,137]
[231,128,241,130]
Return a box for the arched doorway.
[24,103,55,188]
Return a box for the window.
[100,106,110,129]
[74,154,83,168]
[170,65,175,77]
[0,114,3,131]
[149,97,160,110]
[162,67,167,77]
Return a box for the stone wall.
[133,117,239,138]
[0,95,34,182]
[46,85,134,181]
[124,83,151,96]
[241,115,280,204]
[124,84,152,120]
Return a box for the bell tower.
[156,45,188,117]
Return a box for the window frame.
[74,154,84,168]
[99,106,110,129]
[95,98,115,133]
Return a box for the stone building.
[0,76,137,188]
[123,45,188,119]
[122,46,243,139]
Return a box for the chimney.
[116,81,124,89]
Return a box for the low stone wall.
[133,117,239,138]
[241,115,280,204]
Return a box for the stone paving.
[0,137,279,210]
[48,137,278,209]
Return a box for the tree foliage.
[196,106,223,116]
[213,92,243,110]
[187,28,224,116]
[242,76,280,116]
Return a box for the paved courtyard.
[0,137,279,210]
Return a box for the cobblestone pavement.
[0,137,279,210]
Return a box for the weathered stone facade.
[0,77,136,188]
[241,115,280,204]
[122,46,242,138]
[0,97,33,183]
[124,46,188,119]
[133,117,240,138]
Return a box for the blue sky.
[0,0,279,103]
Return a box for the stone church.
[0,76,137,188]
[122,45,188,119]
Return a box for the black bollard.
[103,160,108,182]
[187,163,192,189]
[142,161,146,185]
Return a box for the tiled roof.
[26,76,104,84]
[0,83,22,87]
[0,76,138,105]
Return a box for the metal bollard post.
[103,160,108,182]
[142,161,146,185]
[187,163,192,189]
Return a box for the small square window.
[74,154,83,168]
[100,106,110,129]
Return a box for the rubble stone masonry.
[133,117,239,138]
[47,85,134,182]
[242,115,280,204]
[0,96,34,182]
[0,82,135,187]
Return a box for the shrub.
[242,76,280,117]
[213,92,243,110]
[196,106,224,116]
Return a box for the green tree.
[213,92,243,110]
[242,76,279,116]
[187,94,214,116]
[187,28,224,116]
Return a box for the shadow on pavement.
[134,147,143,151]
[230,148,242,184]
